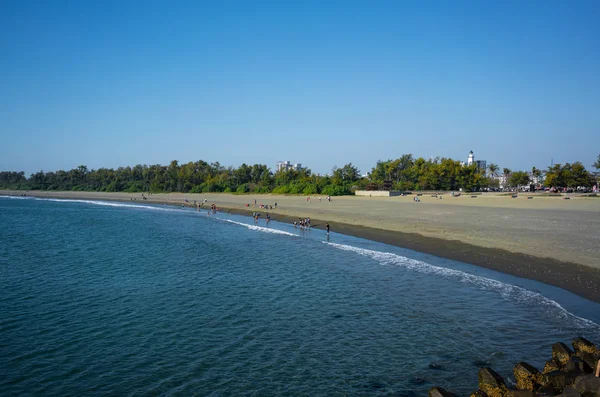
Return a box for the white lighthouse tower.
[467,150,474,166]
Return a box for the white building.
[494,174,508,189]
[277,161,302,172]
[466,151,487,173]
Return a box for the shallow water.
[1,196,599,396]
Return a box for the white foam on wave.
[0,195,31,200]
[32,197,182,212]
[325,242,600,329]
[224,219,297,237]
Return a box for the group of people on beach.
[293,217,311,229]
[247,200,277,210]
[252,211,270,224]
[177,196,334,236]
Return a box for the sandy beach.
[4,190,600,302]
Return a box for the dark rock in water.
[572,374,600,397]
[544,359,561,374]
[536,383,559,396]
[575,352,599,373]
[557,389,583,397]
[474,359,491,367]
[469,390,488,397]
[429,386,458,397]
[429,363,444,370]
[564,356,592,374]
[514,362,545,391]
[410,377,426,385]
[546,370,579,393]
[553,342,575,367]
[572,337,597,355]
[510,391,537,397]
[478,367,509,397]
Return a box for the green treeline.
[1,155,597,194]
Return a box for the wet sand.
[4,190,600,303]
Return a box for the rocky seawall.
[430,337,600,397]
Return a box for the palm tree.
[487,163,499,178]
[502,168,512,189]
[531,166,542,183]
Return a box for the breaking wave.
[324,242,600,329]
[224,219,297,237]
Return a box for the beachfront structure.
[277,161,302,172]
[495,174,508,189]
[466,151,487,173]
[476,160,487,172]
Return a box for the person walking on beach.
[325,223,330,235]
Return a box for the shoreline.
[3,190,600,304]
[221,206,600,305]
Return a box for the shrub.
[236,184,250,193]
[272,185,290,194]
[302,184,318,195]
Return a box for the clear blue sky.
[1,0,599,176]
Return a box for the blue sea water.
[1,196,599,396]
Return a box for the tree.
[544,162,593,188]
[509,171,530,188]
[531,166,542,183]
[593,154,600,170]
[332,163,360,185]
[487,163,499,178]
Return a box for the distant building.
[494,174,508,189]
[476,160,487,172]
[529,171,545,185]
[466,150,487,173]
[277,161,303,172]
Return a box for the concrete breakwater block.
[431,337,600,396]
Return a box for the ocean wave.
[324,242,600,330]
[224,219,298,237]
[31,198,182,212]
[0,195,32,200]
